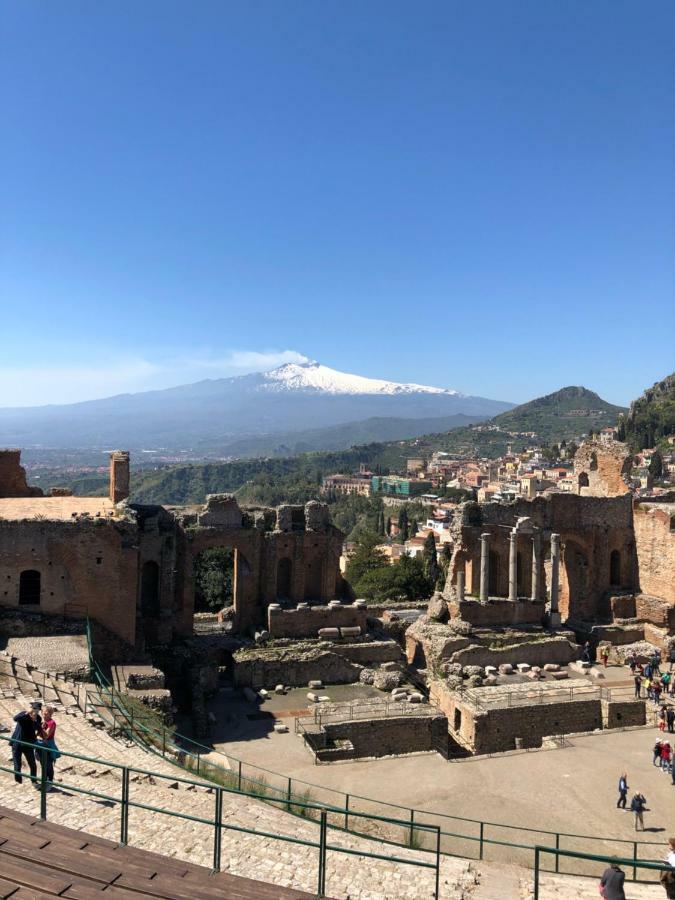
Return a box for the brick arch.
[560,536,592,620]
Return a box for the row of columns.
[477,529,561,620]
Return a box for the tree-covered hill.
[620,373,675,451]
[491,386,626,441]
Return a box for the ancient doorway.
[304,559,323,602]
[18,570,40,606]
[277,557,292,600]
[193,548,234,612]
[140,561,160,617]
[578,472,589,491]
[610,550,621,587]
[563,543,590,619]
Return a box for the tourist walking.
[661,742,672,773]
[667,707,675,734]
[660,707,668,732]
[630,791,646,831]
[617,772,629,809]
[599,862,626,900]
[10,702,42,786]
[37,706,59,789]
[635,674,642,698]
[600,645,610,668]
[654,739,663,766]
[627,652,638,674]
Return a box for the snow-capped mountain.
[260,361,459,396]
[0,360,512,453]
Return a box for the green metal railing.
[533,845,672,899]
[3,650,667,880]
[0,733,441,898]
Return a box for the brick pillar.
[109,450,130,503]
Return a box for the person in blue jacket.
[10,701,42,786]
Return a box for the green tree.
[353,553,433,602]
[397,507,409,542]
[193,548,234,612]
[649,450,663,478]
[422,531,440,586]
[345,533,389,584]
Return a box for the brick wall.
[315,713,447,760]
[634,505,675,605]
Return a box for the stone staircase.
[0,680,477,899]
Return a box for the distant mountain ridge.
[0,360,512,453]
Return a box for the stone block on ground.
[340,626,361,638]
[485,665,497,675]
[427,592,449,623]
[543,664,560,672]
[359,668,375,685]
[273,722,289,733]
[306,692,320,703]
[258,689,268,699]
[499,664,514,675]
[552,670,569,680]
[484,675,498,686]
[318,695,330,702]
[275,684,285,694]
[318,627,340,640]
[408,693,424,703]
[516,663,531,673]
[373,670,401,691]
[308,680,323,690]
[381,661,402,672]
[392,692,408,701]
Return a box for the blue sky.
[1,1,673,408]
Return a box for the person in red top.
[661,741,672,773]
[38,706,59,788]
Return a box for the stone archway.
[19,569,41,606]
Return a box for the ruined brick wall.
[0,518,139,646]
[0,451,43,499]
[267,603,368,639]
[232,646,362,688]
[445,493,637,621]
[574,441,633,497]
[317,713,447,759]
[109,451,130,503]
[601,699,645,729]
[447,598,545,627]
[633,504,675,605]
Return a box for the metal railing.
[2,653,668,879]
[0,733,441,898]
[533,845,672,899]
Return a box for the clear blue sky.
[1,1,673,407]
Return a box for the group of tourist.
[629,651,675,705]
[653,738,675,779]
[599,837,675,899]
[9,701,59,790]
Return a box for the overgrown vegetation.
[620,372,675,452]
[193,547,234,611]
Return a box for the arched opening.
[610,550,621,587]
[194,548,234,612]
[19,570,40,606]
[453,709,462,732]
[140,561,160,617]
[578,472,589,491]
[277,557,292,599]
[589,452,598,471]
[304,559,323,601]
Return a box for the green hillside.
[491,386,625,441]
[620,372,675,451]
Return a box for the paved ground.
[204,671,675,872]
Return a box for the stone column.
[531,531,541,601]
[456,570,465,602]
[550,533,561,627]
[508,530,518,601]
[479,533,490,601]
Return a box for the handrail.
[0,733,441,898]
[533,844,673,898]
[4,647,666,874]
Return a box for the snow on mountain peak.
[261,361,460,396]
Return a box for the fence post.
[213,788,223,873]
[287,777,292,812]
[317,808,327,898]
[435,826,441,900]
[162,728,166,757]
[408,808,415,847]
[534,847,540,900]
[479,821,484,860]
[196,751,201,776]
[344,793,350,831]
[237,760,242,791]
[555,833,560,873]
[120,767,129,845]
[632,841,637,881]
[39,746,48,820]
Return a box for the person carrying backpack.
[599,863,626,900]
